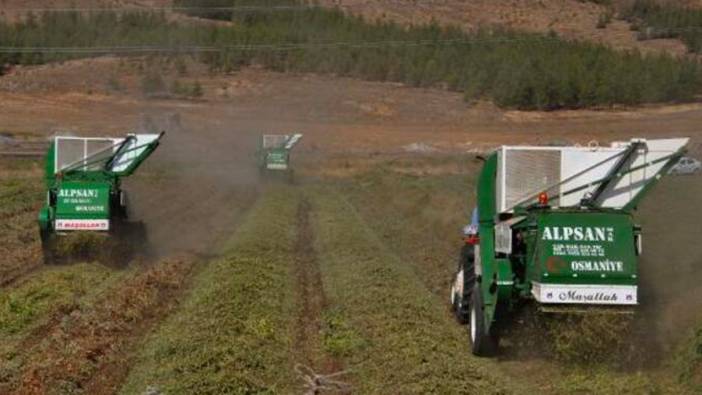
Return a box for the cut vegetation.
[0,170,44,286]
[15,256,196,394]
[309,185,509,393]
[0,263,123,393]
[120,188,299,394]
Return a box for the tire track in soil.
[293,197,346,392]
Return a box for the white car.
[669,156,701,175]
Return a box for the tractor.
[449,138,688,356]
[257,133,303,181]
[38,132,164,264]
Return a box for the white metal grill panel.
[55,137,117,173]
[262,135,288,149]
[495,138,688,213]
[503,148,561,211]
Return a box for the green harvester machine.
[257,133,303,180]
[38,132,164,263]
[450,138,689,356]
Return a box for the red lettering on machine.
[55,220,110,231]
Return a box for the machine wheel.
[40,229,57,265]
[451,244,475,324]
[469,284,498,357]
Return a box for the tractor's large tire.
[469,284,498,357]
[450,244,475,325]
[40,230,57,265]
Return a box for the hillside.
[321,0,689,55]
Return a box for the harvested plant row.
[309,186,510,394]
[0,175,44,287]
[14,256,197,394]
[0,263,124,393]
[120,187,301,394]
[337,166,473,297]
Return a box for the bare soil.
[293,198,324,365]
[292,198,346,392]
[0,0,172,21]
[1,58,701,156]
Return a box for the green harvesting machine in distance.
[449,138,689,356]
[257,133,303,178]
[38,132,164,263]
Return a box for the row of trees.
[1,3,701,110]
[622,0,702,53]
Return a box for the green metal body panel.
[55,181,111,220]
[264,149,290,170]
[44,141,56,186]
[38,133,162,235]
[473,148,672,334]
[38,206,51,232]
[476,153,499,327]
[532,211,636,286]
[257,134,302,173]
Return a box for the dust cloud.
[636,172,702,353]
[122,110,262,258]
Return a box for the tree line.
[623,0,702,53]
[0,1,700,110]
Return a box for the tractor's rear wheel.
[40,229,57,265]
[451,244,475,324]
[469,284,498,357]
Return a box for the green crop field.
[0,155,701,393]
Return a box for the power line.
[1,5,315,13]
[0,36,564,54]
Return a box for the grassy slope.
[120,187,300,394]
[309,185,510,394]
